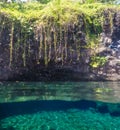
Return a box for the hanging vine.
[9,22,14,67]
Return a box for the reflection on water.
[0,82,120,103]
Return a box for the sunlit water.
[0,82,120,130]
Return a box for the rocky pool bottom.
[0,100,120,130]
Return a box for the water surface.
[0,82,120,103]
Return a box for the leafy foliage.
[90,56,107,68]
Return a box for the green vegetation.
[0,0,118,24]
[0,0,119,67]
[1,0,117,4]
[90,56,107,68]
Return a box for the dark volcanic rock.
[0,9,120,81]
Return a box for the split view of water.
[0,82,120,130]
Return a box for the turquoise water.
[1,108,120,130]
[0,82,120,130]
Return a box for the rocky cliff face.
[93,10,120,81]
[0,4,120,81]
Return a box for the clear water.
[0,82,120,130]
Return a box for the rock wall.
[0,9,120,81]
[93,10,120,81]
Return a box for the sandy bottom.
[0,108,120,130]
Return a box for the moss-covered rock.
[0,1,120,81]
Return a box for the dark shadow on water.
[0,100,120,120]
[97,104,109,114]
[0,100,96,119]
